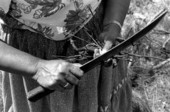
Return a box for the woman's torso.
[8,0,101,41]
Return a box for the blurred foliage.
[124,0,170,112]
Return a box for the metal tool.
[27,9,167,102]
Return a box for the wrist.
[103,20,122,30]
[32,59,45,79]
[103,22,121,38]
[103,21,122,36]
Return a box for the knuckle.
[54,74,63,83]
[64,73,70,79]
[60,60,69,66]
[71,77,79,84]
[74,79,79,85]
[66,74,79,85]
[47,79,56,87]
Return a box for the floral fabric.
[0,0,11,14]
[0,0,101,41]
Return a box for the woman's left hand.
[94,23,124,66]
[95,23,123,56]
[99,24,119,53]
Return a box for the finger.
[103,58,113,67]
[101,41,113,54]
[64,73,80,85]
[98,32,105,42]
[116,37,125,43]
[103,58,118,67]
[112,58,118,67]
[47,80,66,92]
[46,74,66,90]
[58,78,73,89]
[54,84,65,92]
[69,64,84,78]
[93,48,101,58]
[73,63,82,67]
[47,73,72,90]
[63,83,73,89]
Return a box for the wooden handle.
[27,86,54,102]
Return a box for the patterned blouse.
[0,0,101,41]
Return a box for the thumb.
[100,41,113,54]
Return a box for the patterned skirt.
[1,2,132,112]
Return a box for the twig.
[152,58,170,70]
[153,29,170,35]
[145,35,162,47]
[124,52,165,61]
[83,28,102,48]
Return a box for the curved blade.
[27,9,167,102]
[81,9,167,73]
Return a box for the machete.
[27,9,167,102]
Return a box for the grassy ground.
[126,0,170,112]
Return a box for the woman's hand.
[98,0,130,54]
[33,59,84,91]
[94,23,124,66]
[94,23,123,56]
[101,23,125,52]
[0,40,83,91]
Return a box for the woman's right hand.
[33,59,84,91]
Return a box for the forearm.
[103,0,131,33]
[0,40,40,76]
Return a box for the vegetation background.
[0,0,170,112]
[124,0,170,112]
